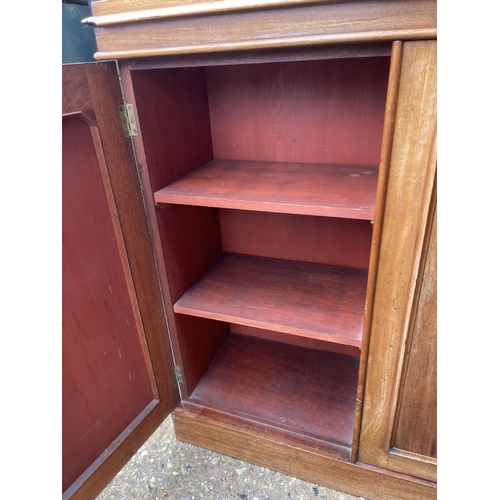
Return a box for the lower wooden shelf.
[185,333,359,459]
[174,252,367,348]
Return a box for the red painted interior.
[206,58,390,166]
[62,116,154,492]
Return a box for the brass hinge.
[174,365,184,384]
[118,102,138,137]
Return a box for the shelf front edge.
[173,305,363,349]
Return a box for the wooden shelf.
[189,333,359,456]
[174,253,367,348]
[154,159,378,220]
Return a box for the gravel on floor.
[97,415,364,500]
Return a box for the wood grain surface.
[189,333,359,453]
[62,63,179,500]
[62,114,154,494]
[174,253,368,347]
[358,40,437,470]
[121,64,221,401]
[128,43,392,71]
[173,407,437,500]
[392,194,437,458]
[230,324,361,358]
[206,58,389,167]
[65,0,439,492]
[88,0,326,25]
[130,67,214,193]
[89,0,436,59]
[351,40,404,462]
[155,160,379,220]
[387,180,437,482]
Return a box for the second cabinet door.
[358,40,437,482]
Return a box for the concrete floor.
[97,415,364,500]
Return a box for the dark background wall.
[62,1,98,63]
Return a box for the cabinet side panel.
[62,116,154,492]
[206,58,389,166]
[156,205,222,304]
[130,67,214,191]
[154,206,229,396]
[127,67,229,398]
[130,66,220,305]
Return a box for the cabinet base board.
[172,407,436,500]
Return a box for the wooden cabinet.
[63,2,437,499]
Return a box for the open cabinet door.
[62,62,180,500]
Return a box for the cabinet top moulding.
[85,0,436,60]
[86,0,331,26]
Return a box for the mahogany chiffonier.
[62,1,437,498]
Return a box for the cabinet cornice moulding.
[85,0,436,60]
[85,0,326,26]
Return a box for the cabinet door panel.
[387,191,437,481]
[393,202,437,459]
[62,63,179,500]
[62,114,156,492]
[358,40,437,482]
